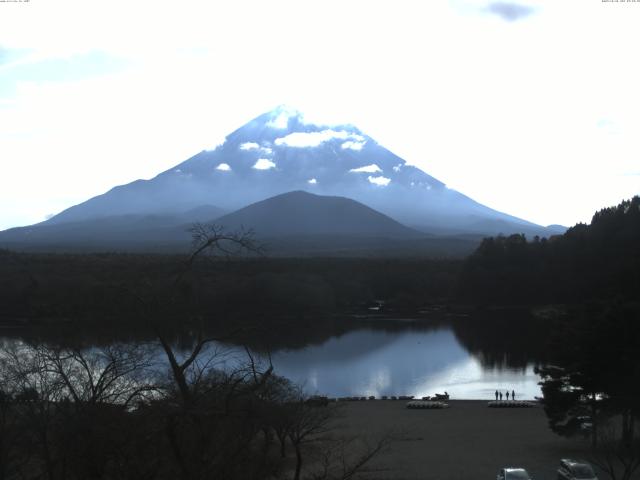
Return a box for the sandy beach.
[332,400,592,480]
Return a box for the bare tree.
[277,394,394,480]
[0,341,160,480]
[187,223,263,264]
[38,344,156,408]
[155,223,264,406]
[150,225,396,480]
[308,435,393,480]
[155,346,278,480]
[1,342,71,480]
[290,404,334,480]
[590,418,640,480]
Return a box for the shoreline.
[332,397,540,402]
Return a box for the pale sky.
[1,0,638,230]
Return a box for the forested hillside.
[459,196,640,304]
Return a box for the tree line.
[459,196,640,304]
[0,250,460,331]
[459,196,640,480]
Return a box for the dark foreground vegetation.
[1,228,393,480]
[0,196,639,479]
[0,341,390,480]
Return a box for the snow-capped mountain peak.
[45,106,545,236]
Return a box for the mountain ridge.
[0,191,485,257]
[41,105,556,237]
[0,106,566,255]
[214,190,421,238]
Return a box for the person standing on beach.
[512,390,515,400]
[499,392,503,401]
[495,390,499,401]
[506,390,510,400]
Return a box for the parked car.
[557,459,598,480]
[497,468,533,480]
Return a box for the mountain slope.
[215,191,421,238]
[42,106,558,237]
[0,191,485,256]
[0,205,225,252]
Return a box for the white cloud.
[240,142,273,155]
[252,158,276,170]
[266,105,301,129]
[368,175,391,187]
[275,129,364,148]
[341,140,366,151]
[239,142,259,150]
[173,168,193,178]
[350,164,382,174]
[216,163,231,171]
[308,178,317,184]
[266,111,293,129]
[393,164,402,172]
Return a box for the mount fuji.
[0,106,563,254]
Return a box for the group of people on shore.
[494,389,516,401]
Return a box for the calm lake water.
[1,321,544,401]
[209,324,542,400]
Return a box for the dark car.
[557,459,598,480]
[497,468,533,480]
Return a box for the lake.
[206,322,543,400]
[0,318,545,401]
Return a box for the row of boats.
[487,400,536,408]
[328,392,451,402]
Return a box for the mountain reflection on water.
[262,325,542,400]
[0,315,548,400]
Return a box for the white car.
[557,459,598,480]
[497,468,533,480]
